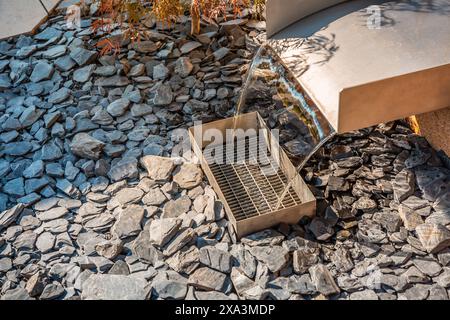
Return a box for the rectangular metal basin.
[189,112,316,238]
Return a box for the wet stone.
[107,98,130,117]
[46,163,64,177]
[3,178,25,196]
[48,87,71,104]
[153,83,173,106]
[73,64,96,83]
[3,142,33,156]
[23,160,45,178]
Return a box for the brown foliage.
[91,0,263,55]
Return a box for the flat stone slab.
[0,0,60,39]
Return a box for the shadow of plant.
[268,33,339,77]
[358,0,450,28]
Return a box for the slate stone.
[112,205,145,239]
[70,133,105,160]
[141,156,175,181]
[107,157,138,182]
[70,47,97,66]
[189,267,228,292]
[30,62,54,83]
[309,264,340,296]
[249,246,289,273]
[199,246,232,273]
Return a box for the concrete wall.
[416,107,450,156]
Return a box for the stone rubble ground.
[0,1,450,300]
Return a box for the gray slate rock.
[416,223,450,253]
[152,279,187,300]
[163,196,191,218]
[199,246,232,273]
[82,274,149,300]
[189,267,228,292]
[392,169,415,203]
[70,47,97,66]
[40,283,65,300]
[112,205,145,239]
[149,218,181,247]
[107,157,138,182]
[0,203,24,230]
[141,156,175,181]
[309,264,340,296]
[173,164,203,189]
[30,62,54,83]
[1,287,32,300]
[70,133,105,160]
[107,98,130,117]
[249,246,289,273]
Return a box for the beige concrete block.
[267,0,450,133]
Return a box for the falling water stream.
[233,44,336,210]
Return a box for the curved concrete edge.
[266,0,348,38]
[267,0,450,133]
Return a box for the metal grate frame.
[189,112,316,238]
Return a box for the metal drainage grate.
[189,111,316,238]
[204,135,301,221]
